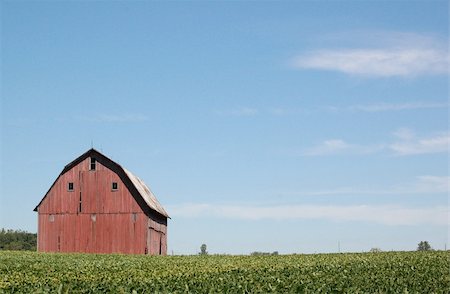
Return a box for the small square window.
[112,182,118,191]
[68,182,74,191]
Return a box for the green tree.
[417,241,432,251]
[200,244,208,255]
[0,228,37,251]
[370,248,382,253]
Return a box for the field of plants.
[0,250,449,293]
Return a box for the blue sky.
[1,1,448,254]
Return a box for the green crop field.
[0,251,449,293]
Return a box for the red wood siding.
[148,219,167,255]
[37,213,148,254]
[37,158,167,255]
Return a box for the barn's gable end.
[34,148,169,220]
[36,157,143,215]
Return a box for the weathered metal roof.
[123,168,169,218]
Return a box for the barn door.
[146,227,162,255]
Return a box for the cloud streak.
[215,107,259,117]
[217,101,447,118]
[231,107,259,116]
[414,176,449,194]
[292,48,448,77]
[302,139,383,156]
[329,101,448,113]
[168,203,448,226]
[295,175,449,196]
[291,32,448,77]
[76,113,149,123]
[302,129,449,157]
[390,132,449,156]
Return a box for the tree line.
[0,229,37,251]
[200,241,437,256]
[0,232,438,253]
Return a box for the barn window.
[68,182,74,191]
[112,182,118,191]
[90,157,96,170]
[49,214,55,222]
[132,213,137,223]
[91,214,96,222]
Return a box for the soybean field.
[0,250,449,293]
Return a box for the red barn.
[34,148,169,255]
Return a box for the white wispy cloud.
[168,203,448,226]
[216,107,305,117]
[291,32,449,77]
[302,139,349,156]
[302,139,384,156]
[292,48,448,77]
[298,175,449,196]
[389,129,449,156]
[232,107,259,116]
[216,107,259,117]
[268,107,308,116]
[77,113,149,123]
[217,101,446,118]
[414,176,450,194]
[302,129,449,157]
[392,128,416,140]
[329,101,448,113]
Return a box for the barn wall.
[148,217,167,255]
[37,157,166,254]
[37,213,148,254]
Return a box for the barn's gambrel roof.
[34,149,169,219]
